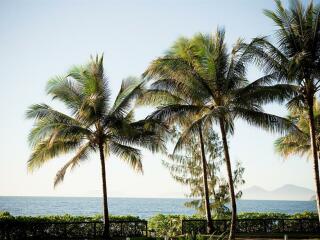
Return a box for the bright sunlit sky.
[0,0,318,198]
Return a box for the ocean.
[0,197,317,219]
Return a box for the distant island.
[242,184,315,201]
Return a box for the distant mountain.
[242,184,315,201]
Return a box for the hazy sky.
[0,0,317,198]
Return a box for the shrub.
[0,211,12,218]
[148,214,188,237]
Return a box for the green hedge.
[0,211,141,222]
[1,211,317,237]
[237,211,318,219]
[0,212,146,239]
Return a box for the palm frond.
[173,118,203,154]
[235,107,297,134]
[46,75,83,114]
[109,141,143,173]
[111,119,167,153]
[54,142,92,187]
[136,89,185,107]
[110,77,144,118]
[27,139,82,172]
[275,133,310,159]
[147,104,202,124]
[26,104,91,147]
[237,84,298,105]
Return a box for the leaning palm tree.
[275,100,320,159]
[26,55,165,239]
[248,0,320,221]
[142,29,294,239]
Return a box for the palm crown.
[249,0,320,109]
[142,29,293,137]
[27,55,165,185]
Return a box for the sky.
[0,0,318,198]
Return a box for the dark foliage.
[182,218,320,235]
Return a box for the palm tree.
[248,0,320,221]
[142,29,293,239]
[275,100,320,159]
[26,55,165,239]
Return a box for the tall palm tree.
[275,100,320,159]
[26,55,165,238]
[248,0,320,221]
[142,29,294,239]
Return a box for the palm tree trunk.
[98,142,110,239]
[198,124,213,233]
[307,97,320,223]
[219,118,237,240]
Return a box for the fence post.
[245,220,249,233]
[93,222,96,238]
[224,220,227,233]
[299,219,303,233]
[135,221,137,236]
[181,220,184,235]
[5,223,10,240]
[64,223,67,238]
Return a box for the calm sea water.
[0,197,317,219]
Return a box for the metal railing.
[181,218,320,235]
[1,218,319,239]
[0,220,148,239]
